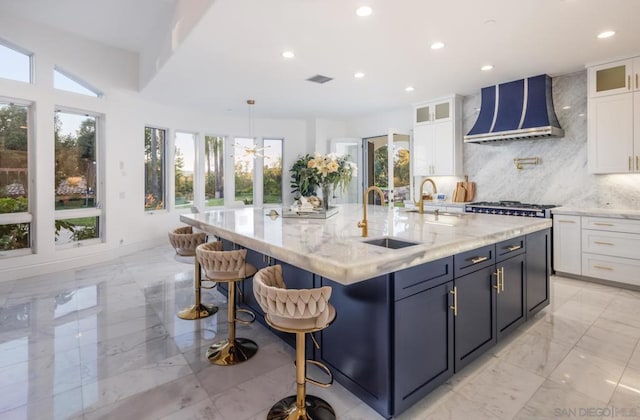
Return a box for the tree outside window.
[204,135,224,207]
[145,127,166,211]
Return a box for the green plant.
[0,197,28,213]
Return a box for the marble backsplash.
[432,70,640,210]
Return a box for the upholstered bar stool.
[170,226,219,320]
[197,243,258,365]
[253,265,336,420]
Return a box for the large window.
[54,109,102,246]
[174,132,195,209]
[145,127,166,211]
[263,138,282,205]
[0,100,31,253]
[0,40,31,83]
[204,135,224,207]
[234,137,254,205]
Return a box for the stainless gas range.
[464,201,556,218]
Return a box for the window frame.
[144,125,168,213]
[54,106,104,249]
[0,37,33,84]
[0,96,33,257]
[203,134,226,210]
[53,66,103,98]
[172,130,197,211]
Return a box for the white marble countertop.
[181,204,551,285]
[552,206,640,219]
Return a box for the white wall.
[345,107,412,139]
[0,14,308,281]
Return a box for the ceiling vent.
[464,74,564,143]
[306,74,333,84]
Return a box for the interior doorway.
[364,131,411,206]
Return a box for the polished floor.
[1,245,639,420]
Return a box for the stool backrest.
[196,242,250,278]
[168,226,206,256]
[253,265,332,321]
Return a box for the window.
[54,109,102,246]
[234,137,254,205]
[263,138,282,204]
[145,127,166,211]
[204,135,224,207]
[0,40,31,83]
[54,67,102,97]
[0,100,31,254]
[174,132,195,209]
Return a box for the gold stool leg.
[267,332,335,420]
[178,259,218,320]
[206,279,258,365]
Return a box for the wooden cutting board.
[453,182,467,202]
[462,175,476,202]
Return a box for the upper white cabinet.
[587,56,640,174]
[412,95,462,176]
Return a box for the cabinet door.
[454,265,496,372]
[588,93,634,173]
[553,215,581,274]
[415,104,433,125]
[431,121,454,176]
[635,92,640,171]
[433,99,452,122]
[394,281,454,413]
[588,59,633,97]
[527,229,551,317]
[497,254,526,338]
[412,124,431,175]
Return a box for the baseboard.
[553,271,640,292]
[0,237,167,282]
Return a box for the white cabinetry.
[588,57,640,174]
[412,95,462,176]
[554,211,640,287]
[553,215,582,275]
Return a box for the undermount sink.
[404,209,458,217]
[363,237,420,249]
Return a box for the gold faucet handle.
[357,220,366,228]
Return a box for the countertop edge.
[552,207,640,219]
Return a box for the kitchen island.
[181,204,552,418]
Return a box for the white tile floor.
[1,245,640,419]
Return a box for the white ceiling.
[4,0,640,119]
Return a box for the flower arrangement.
[290,153,357,198]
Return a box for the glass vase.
[321,184,331,211]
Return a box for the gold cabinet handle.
[449,287,458,316]
[628,75,632,90]
[637,73,639,89]
[493,270,501,294]
[630,156,633,171]
[469,256,488,264]
[594,241,614,245]
[636,155,639,171]
[501,267,505,291]
[593,265,613,271]
[594,222,614,226]
[558,220,576,223]
[506,244,522,252]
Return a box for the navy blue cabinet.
[496,253,526,338]
[526,229,551,317]
[394,277,454,414]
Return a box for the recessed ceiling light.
[282,50,295,58]
[405,86,415,92]
[354,72,365,79]
[481,64,494,71]
[562,105,571,110]
[430,42,445,50]
[356,6,372,17]
[597,30,615,39]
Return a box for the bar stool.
[253,264,336,420]
[197,243,258,365]
[170,227,218,320]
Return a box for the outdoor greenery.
[144,127,165,210]
[263,156,283,204]
[204,135,224,204]
[174,148,193,207]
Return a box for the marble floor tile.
[575,324,640,364]
[3,244,640,419]
[457,360,545,419]
[497,329,572,377]
[608,367,640,414]
[548,348,625,403]
[514,379,606,420]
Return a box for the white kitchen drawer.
[582,216,640,234]
[582,229,640,259]
[445,206,464,214]
[582,253,640,286]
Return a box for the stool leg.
[206,279,258,365]
[177,259,218,320]
[266,332,335,420]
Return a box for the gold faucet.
[413,178,438,214]
[357,186,386,237]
